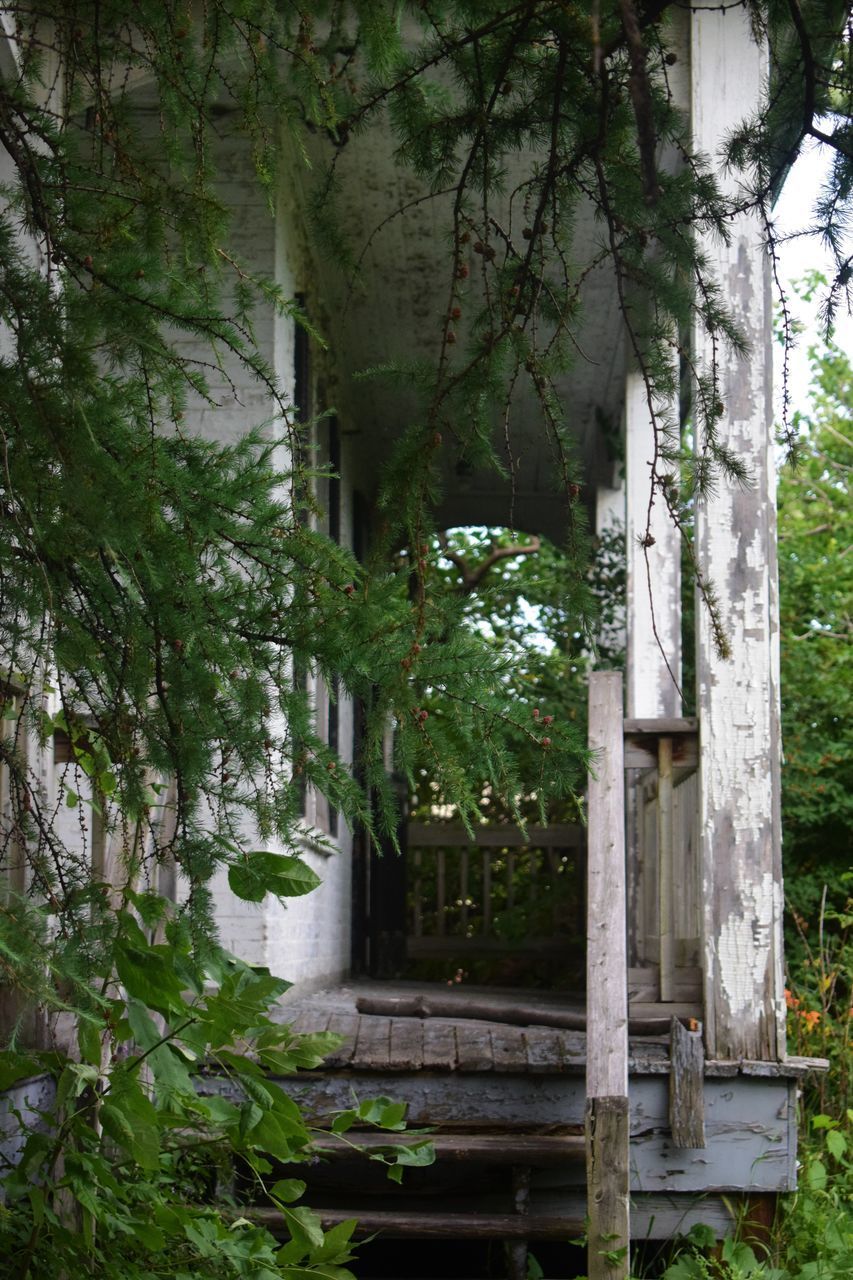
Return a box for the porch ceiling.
[296,126,628,545]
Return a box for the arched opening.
[352,522,622,994]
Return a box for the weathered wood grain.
[286,1008,331,1037]
[353,1016,391,1070]
[658,736,675,1003]
[322,1013,358,1068]
[420,1021,457,1071]
[490,1024,528,1073]
[691,0,784,1063]
[524,1026,566,1073]
[586,1095,630,1280]
[587,672,629,1100]
[669,1018,706,1148]
[455,1022,494,1072]
[388,1018,424,1072]
[248,1206,585,1240]
[309,1130,585,1164]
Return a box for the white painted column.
[594,479,626,661]
[625,370,682,718]
[691,5,784,1061]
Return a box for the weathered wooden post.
[586,672,630,1280]
[690,2,785,1063]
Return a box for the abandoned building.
[0,5,828,1279]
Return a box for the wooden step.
[310,1130,585,1166]
[248,1206,584,1240]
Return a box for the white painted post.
[625,369,682,720]
[586,672,629,1280]
[690,4,785,1061]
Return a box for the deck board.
[353,1015,392,1069]
[490,1023,528,1072]
[455,1022,494,1072]
[275,979,710,1076]
[421,1021,458,1070]
[324,1014,359,1068]
[524,1026,565,1073]
[388,1018,424,1071]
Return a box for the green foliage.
[0,893,434,1279]
[778,336,853,899]
[776,328,852,1117]
[658,1112,853,1280]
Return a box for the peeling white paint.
[717,872,775,1017]
[691,5,783,1059]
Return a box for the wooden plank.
[406,822,583,849]
[310,1130,585,1164]
[669,1017,706,1149]
[586,1095,630,1280]
[624,719,698,735]
[587,672,628,1099]
[420,1021,457,1071]
[352,1016,391,1070]
[623,734,698,770]
[691,1,784,1062]
[455,1022,493,1072]
[658,736,675,1002]
[556,1030,587,1067]
[587,673,630,1280]
[319,1013,357,1068]
[490,1024,528,1073]
[249,1207,585,1240]
[287,1009,332,1037]
[388,1018,424,1072]
[523,1026,566,1074]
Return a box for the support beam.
[587,672,629,1280]
[690,5,784,1061]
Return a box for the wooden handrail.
[406,821,583,848]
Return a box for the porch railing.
[406,822,584,961]
[624,718,700,1005]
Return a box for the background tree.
[778,323,852,1113]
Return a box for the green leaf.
[271,1179,306,1204]
[285,1205,325,1253]
[228,852,321,902]
[825,1127,847,1160]
[0,1051,42,1091]
[130,1220,166,1252]
[115,942,187,1014]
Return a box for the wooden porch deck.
[201,976,815,1258]
[276,980,678,1076]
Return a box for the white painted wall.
[175,122,355,992]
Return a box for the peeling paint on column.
[717,872,774,1017]
[691,3,784,1061]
